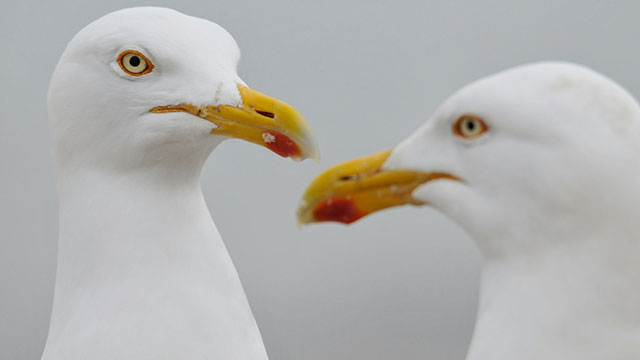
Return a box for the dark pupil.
[465,119,476,131]
[129,56,141,67]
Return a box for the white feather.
[385,62,640,360]
[43,7,267,360]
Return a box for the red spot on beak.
[264,131,301,159]
[313,197,363,224]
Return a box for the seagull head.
[298,62,640,256]
[49,7,318,173]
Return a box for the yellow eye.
[118,50,153,76]
[453,114,488,139]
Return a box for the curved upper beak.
[297,149,458,225]
[151,84,319,162]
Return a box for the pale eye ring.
[118,50,153,76]
[453,114,488,139]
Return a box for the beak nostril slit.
[256,109,275,118]
[339,175,359,182]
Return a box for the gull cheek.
[413,179,465,205]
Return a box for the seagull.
[43,7,318,360]
[298,62,640,360]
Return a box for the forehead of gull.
[441,62,640,139]
[62,7,241,72]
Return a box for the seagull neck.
[54,165,211,275]
[44,163,267,359]
[466,233,640,360]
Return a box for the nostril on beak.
[255,109,275,119]
[339,174,359,182]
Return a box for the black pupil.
[465,119,476,131]
[129,55,141,67]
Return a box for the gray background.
[2,0,640,359]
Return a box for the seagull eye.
[117,50,153,76]
[453,114,488,139]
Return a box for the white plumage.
[44,7,317,360]
[386,62,640,359]
[299,62,640,359]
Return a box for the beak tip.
[311,152,321,163]
[302,137,321,163]
[295,203,314,227]
[292,144,319,163]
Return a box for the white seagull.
[298,62,640,360]
[43,7,318,360]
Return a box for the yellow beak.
[151,85,319,162]
[297,150,458,225]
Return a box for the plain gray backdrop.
[2,0,640,359]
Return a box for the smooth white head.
[386,62,640,257]
[49,7,239,173]
[49,7,317,179]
